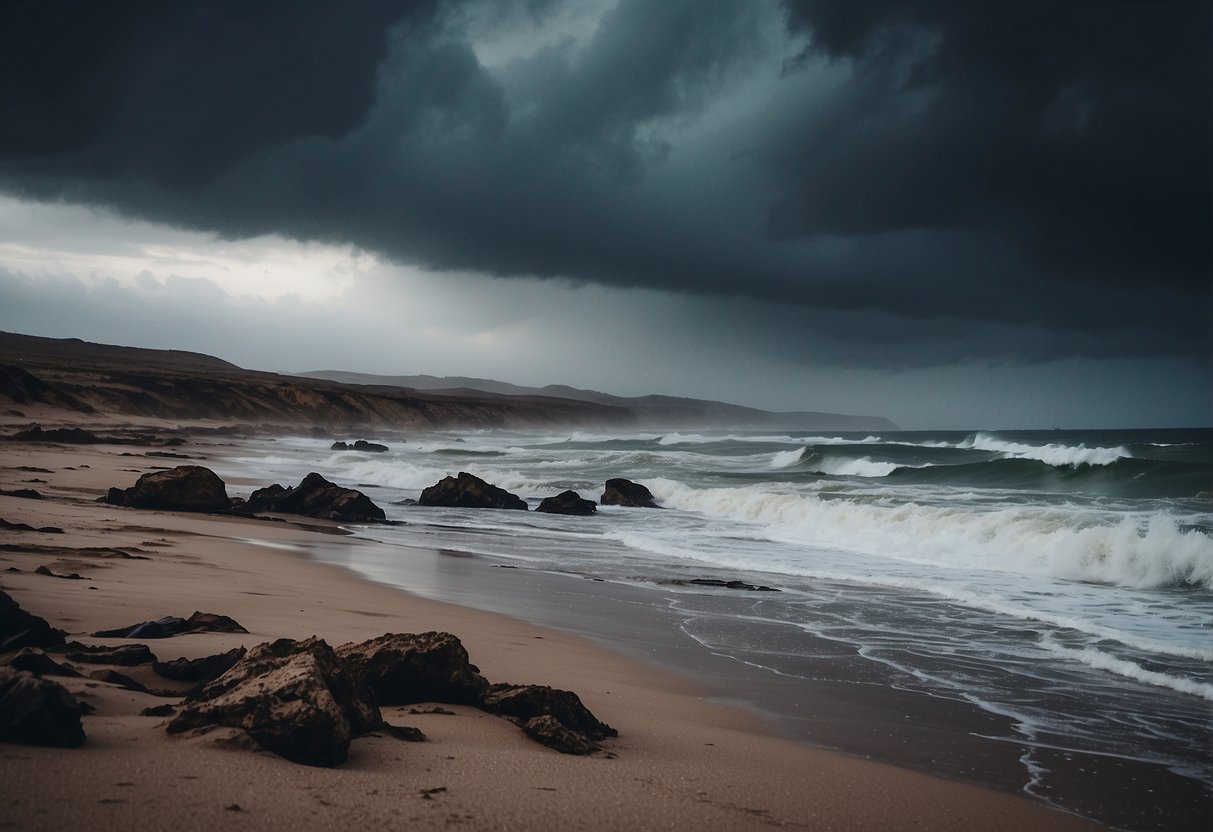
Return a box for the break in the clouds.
[1,0,1207,365]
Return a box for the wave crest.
[647,479,1213,590]
[961,432,1131,467]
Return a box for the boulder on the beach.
[0,668,87,747]
[103,465,231,513]
[336,631,489,706]
[418,472,527,511]
[235,473,385,522]
[166,637,387,767]
[535,491,597,516]
[62,643,156,666]
[479,683,617,755]
[330,441,349,450]
[0,488,43,500]
[93,610,248,640]
[0,589,66,651]
[87,668,152,694]
[600,478,660,508]
[7,649,82,678]
[153,647,247,684]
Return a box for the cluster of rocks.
[6,424,103,444]
[418,473,661,515]
[1,591,616,765]
[102,466,386,523]
[231,472,385,523]
[330,439,388,453]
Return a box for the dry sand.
[0,432,1100,830]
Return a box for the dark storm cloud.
[0,0,1208,365]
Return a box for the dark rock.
[95,616,188,639]
[166,636,387,767]
[0,668,87,747]
[153,647,247,683]
[330,441,349,450]
[103,465,231,513]
[235,473,385,522]
[535,490,597,516]
[600,479,660,508]
[687,578,780,592]
[336,632,488,706]
[0,519,64,534]
[381,724,426,742]
[418,472,527,511]
[33,565,84,580]
[63,643,157,666]
[8,649,82,678]
[185,611,248,634]
[0,589,66,650]
[518,714,600,755]
[93,611,247,639]
[479,683,616,755]
[0,488,43,499]
[142,703,177,717]
[9,424,101,444]
[352,440,388,453]
[88,668,151,694]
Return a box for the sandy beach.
[0,423,1105,831]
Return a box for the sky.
[0,0,1208,429]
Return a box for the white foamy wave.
[768,448,806,469]
[1042,642,1213,701]
[645,479,1213,590]
[960,433,1131,467]
[804,455,900,477]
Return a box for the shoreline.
[1,429,1101,829]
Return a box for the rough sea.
[220,428,1213,830]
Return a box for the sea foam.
[960,433,1131,467]
[646,479,1213,590]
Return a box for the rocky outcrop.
[687,578,779,592]
[336,632,488,706]
[167,637,391,767]
[535,490,597,516]
[8,424,101,443]
[0,668,87,747]
[479,683,617,755]
[0,590,66,651]
[103,465,231,513]
[8,649,82,678]
[0,366,93,413]
[0,488,44,500]
[0,518,64,534]
[600,478,660,508]
[153,647,247,683]
[235,473,385,522]
[332,440,388,453]
[418,472,527,510]
[62,643,156,666]
[94,611,247,639]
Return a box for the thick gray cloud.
[0,0,1208,368]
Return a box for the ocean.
[220,428,1213,830]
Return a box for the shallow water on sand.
[218,428,1213,830]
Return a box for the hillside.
[0,332,896,431]
[298,370,898,431]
